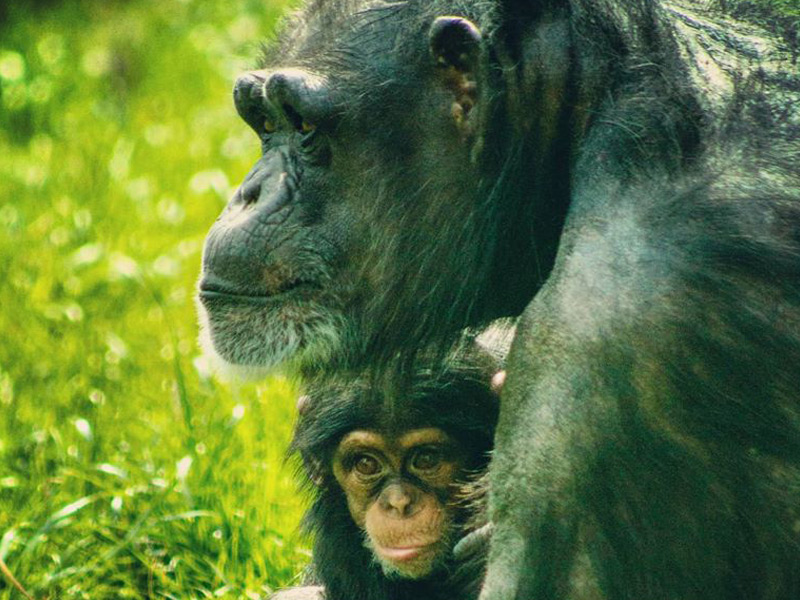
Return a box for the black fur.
[289,353,500,600]
[199,1,800,598]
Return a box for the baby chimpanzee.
[272,338,505,600]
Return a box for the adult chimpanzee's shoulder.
[659,0,800,110]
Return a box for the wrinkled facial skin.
[332,428,468,579]
[196,4,519,375]
[196,71,358,373]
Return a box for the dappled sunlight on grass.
[0,1,307,598]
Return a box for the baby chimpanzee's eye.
[411,448,442,472]
[354,454,381,476]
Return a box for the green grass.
[0,1,309,598]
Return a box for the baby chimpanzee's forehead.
[336,427,455,454]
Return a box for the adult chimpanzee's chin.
[196,289,348,376]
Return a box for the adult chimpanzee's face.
[197,5,497,372]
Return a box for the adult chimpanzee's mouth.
[198,276,319,303]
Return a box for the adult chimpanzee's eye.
[264,119,277,134]
[354,454,381,476]
[300,121,315,134]
[411,448,442,472]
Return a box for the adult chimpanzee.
[197,1,800,599]
[271,343,502,600]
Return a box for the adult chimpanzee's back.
[197,1,800,598]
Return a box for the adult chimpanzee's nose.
[233,150,294,213]
[239,171,264,206]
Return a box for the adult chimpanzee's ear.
[429,16,483,131]
[429,16,482,71]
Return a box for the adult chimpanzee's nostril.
[239,175,262,205]
[229,150,293,216]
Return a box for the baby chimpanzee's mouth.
[376,543,436,562]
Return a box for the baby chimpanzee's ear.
[304,455,325,487]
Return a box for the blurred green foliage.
[0,1,308,598]
[728,0,800,18]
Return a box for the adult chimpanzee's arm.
[481,164,800,599]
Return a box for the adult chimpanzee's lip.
[198,288,273,303]
[198,278,318,303]
[377,544,434,562]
